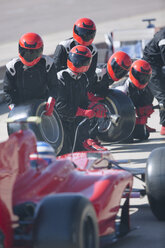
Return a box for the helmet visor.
[111,58,129,79]
[132,67,151,85]
[74,26,96,42]
[19,45,43,62]
[68,52,91,68]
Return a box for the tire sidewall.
[97,89,135,142]
[7,99,64,155]
[33,194,99,248]
[146,147,165,220]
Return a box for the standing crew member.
[3,32,58,116]
[143,27,165,135]
[53,17,97,91]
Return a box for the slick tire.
[97,89,136,142]
[33,194,99,248]
[146,147,165,221]
[7,99,64,155]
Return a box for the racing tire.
[97,89,136,142]
[7,99,64,155]
[32,194,99,248]
[146,147,165,221]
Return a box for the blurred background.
[0,0,164,66]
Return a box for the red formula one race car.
[0,127,133,248]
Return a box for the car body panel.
[0,130,133,247]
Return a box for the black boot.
[133,124,150,141]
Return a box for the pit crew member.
[143,27,165,135]
[3,32,58,116]
[55,45,107,155]
[53,17,97,91]
[87,51,132,145]
[112,59,154,142]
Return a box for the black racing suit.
[55,69,90,155]
[90,64,114,96]
[143,27,165,125]
[53,37,98,91]
[88,64,115,139]
[53,37,98,147]
[112,78,154,140]
[112,78,154,107]
[3,55,58,106]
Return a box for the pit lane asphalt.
[0,0,165,247]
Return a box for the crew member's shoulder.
[57,69,69,86]
[6,57,21,76]
[154,28,165,47]
[88,43,98,56]
[154,27,165,40]
[59,38,74,53]
[41,55,54,72]
[95,64,107,81]
[157,27,165,35]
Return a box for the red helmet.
[129,59,152,89]
[67,45,92,74]
[19,32,43,66]
[73,18,96,46]
[107,51,132,81]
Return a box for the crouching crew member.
[55,45,107,155]
[112,59,154,142]
[87,51,132,145]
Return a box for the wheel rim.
[39,110,60,144]
[97,104,112,133]
[97,90,136,142]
